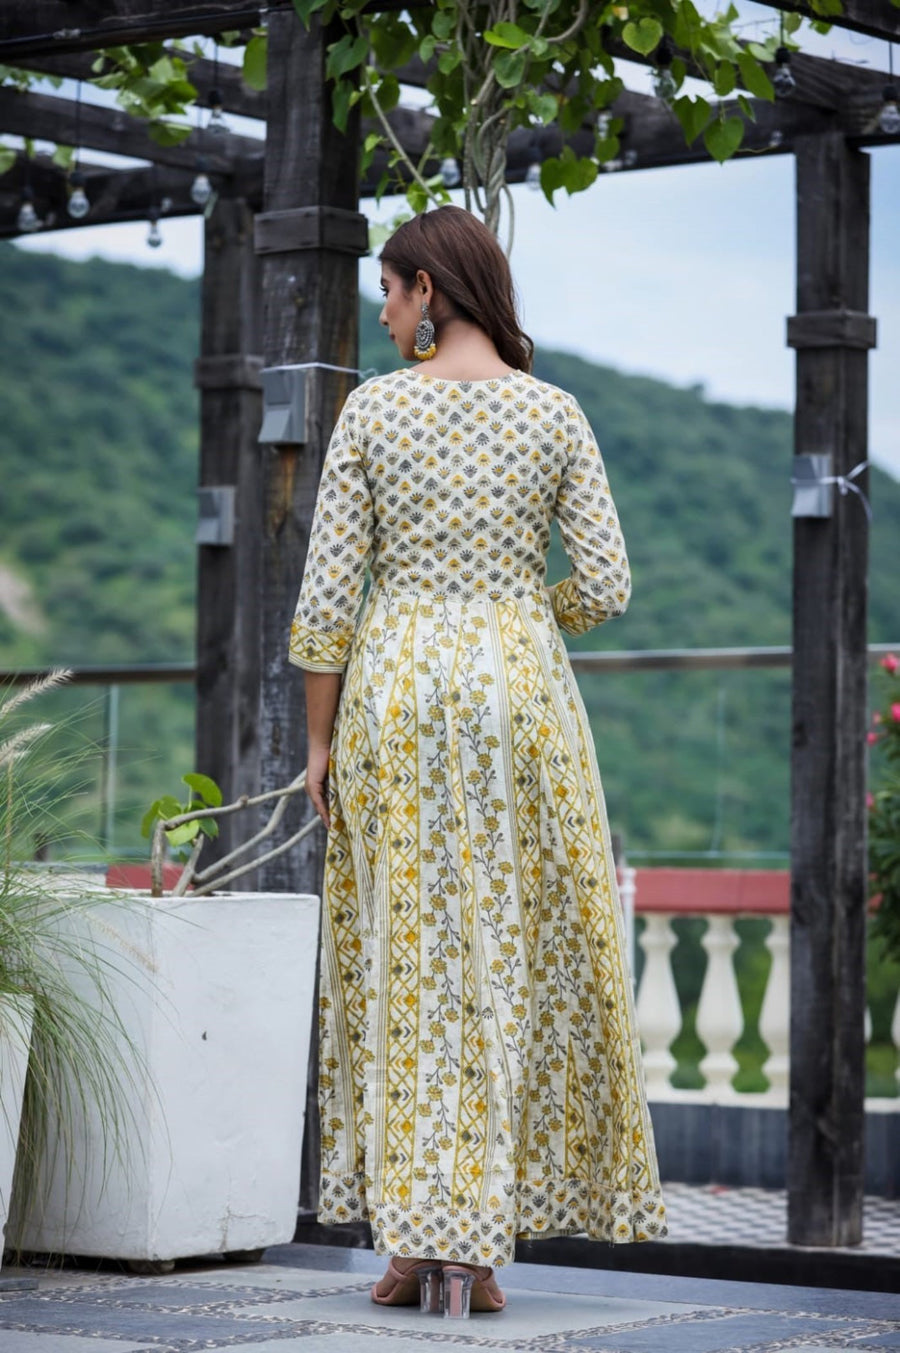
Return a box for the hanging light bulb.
[773,46,796,97]
[597,110,612,138]
[653,35,677,105]
[67,168,90,219]
[17,185,41,233]
[768,128,784,150]
[439,156,461,188]
[525,157,542,190]
[190,156,213,207]
[207,86,228,135]
[147,209,162,249]
[623,148,638,169]
[879,82,900,134]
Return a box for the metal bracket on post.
[791,454,833,519]
[258,365,309,446]
[196,486,236,546]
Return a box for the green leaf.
[140,801,163,838]
[438,48,461,75]
[526,90,557,124]
[331,77,353,132]
[51,143,75,169]
[713,62,736,98]
[148,120,192,147]
[243,34,267,91]
[419,33,437,63]
[622,18,663,56]
[539,155,566,204]
[737,93,756,122]
[292,0,325,24]
[147,56,177,84]
[484,21,530,49]
[783,12,803,32]
[432,9,456,40]
[704,114,744,163]
[493,48,527,89]
[377,72,400,113]
[736,51,774,101]
[326,33,368,81]
[165,820,200,847]
[672,95,710,145]
[198,817,219,840]
[182,772,223,807]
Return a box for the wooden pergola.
[1,0,897,1253]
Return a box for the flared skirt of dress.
[317,584,666,1266]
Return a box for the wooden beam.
[787,132,872,1249]
[0,85,263,173]
[194,196,264,865]
[755,0,900,42]
[6,79,893,239]
[0,1,269,60]
[20,50,267,121]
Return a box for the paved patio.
[1,1233,899,1353]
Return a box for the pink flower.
[867,792,875,810]
[891,702,900,723]
[873,711,882,725]
[882,653,899,674]
[867,731,880,745]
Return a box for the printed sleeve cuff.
[548,578,609,637]
[289,617,352,672]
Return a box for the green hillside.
[1,242,898,862]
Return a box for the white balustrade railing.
[626,868,900,1106]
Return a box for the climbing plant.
[291,0,833,243]
[0,0,854,243]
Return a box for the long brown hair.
[380,206,534,373]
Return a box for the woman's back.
[291,369,631,670]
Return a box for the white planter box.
[16,891,319,1264]
[0,996,33,1269]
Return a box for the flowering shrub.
[869,654,900,961]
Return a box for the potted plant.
[1,671,143,1270]
[13,765,321,1272]
[869,653,900,961]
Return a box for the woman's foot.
[371,1257,441,1307]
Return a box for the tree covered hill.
[1,242,898,857]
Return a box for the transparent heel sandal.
[441,1266,476,1319]
[418,1266,443,1313]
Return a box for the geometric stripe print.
[297,371,664,1264]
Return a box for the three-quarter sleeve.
[548,401,631,636]
[289,390,374,672]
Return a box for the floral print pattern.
[290,370,666,1265]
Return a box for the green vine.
[0,0,858,242]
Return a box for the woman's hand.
[306,741,332,830]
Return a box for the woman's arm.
[304,670,343,830]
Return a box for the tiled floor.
[1,1242,898,1353]
[659,1183,900,1254]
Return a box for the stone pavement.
[1,1240,899,1353]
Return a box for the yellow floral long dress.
[289,369,666,1266]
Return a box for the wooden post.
[787,133,876,1247]
[255,9,367,893]
[256,9,367,1215]
[194,197,263,864]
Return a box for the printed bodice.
[290,369,630,672]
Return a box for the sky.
[12,4,900,479]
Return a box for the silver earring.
[413,299,436,360]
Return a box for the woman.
[290,206,666,1319]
